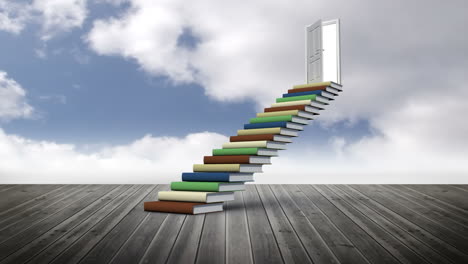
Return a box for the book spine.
[230,134,275,142]
[144,201,196,214]
[244,121,287,129]
[204,155,251,164]
[256,110,299,117]
[213,148,258,155]
[270,100,311,107]
[276,94,317,103]
[158,191,207,202]
[264,105,306,112]
[249,115,293,123]
[222,141,267,148]
[171,182,220,192]
[282,90,322,97]
[193,164,241,172]
[293,81,331,89]
[287,85,328,94]
[182,172,230,181]
[237,127,281,136]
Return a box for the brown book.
[230,134,275,142]
[287,85,328,94]
[144,201,223,214]
[205,155,252,164]
[204,155,271,164]
[264,105,307,112]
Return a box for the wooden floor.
[0,185,467,264]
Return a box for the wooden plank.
[15,185,136,264]
[283,185,368,264]
[0,185,93,243]
[338,185,468,263]
[80,185,166,264]
[45,185,155,264]
[328,185,449,264]
[0,185,86,227]
[0,185,17,193]
[383,185,468,235]
[256,185,313,263]
[107,186,170,264]
[0,185,62,211]
[139,213,186,264]
[196,208,226,264]
[399,185,468,220]
[165,214,205,264]
[225,191,253,264]
[405,185,468,211]
[242,184,283,264]
[315,185,428,264]
[0,185,119,262]
[352,185,468,255]
[450,185,468,192]
[269,185,339,264]
[298,185,399,264]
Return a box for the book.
[144,201,224,214]
[158,191,234,202]
[193,164,263,173]
[182,172,254,182]
[256,110,315,119]
[264,104,321,114]
[249,115,309,125]
[288,86,340,95]
[171,182,245,192]
[293,81,342,91]
[244,121,304,131]
[283,90,335,100]
[204,155,271,164]
[212,147,278,156]
[276,94,330,104]
[237,127,298,136]
[230,134,293,143]
[270,99,326,109]
[222,140,286,150]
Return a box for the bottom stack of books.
[144,81,342,214]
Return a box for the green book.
[171,181,245,192]
[213,148,278,156]
[276,94,317,103]
[250,115,293,123]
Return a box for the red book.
[264,105,308,112]
[204,155,271,164]
[230,134,276,142]
[144,201,223,214]
[287,85,328,94]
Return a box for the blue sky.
[0,0,467,183]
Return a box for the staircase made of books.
[144,81,343,214]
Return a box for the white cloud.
[0,129,227,184]
[0,0,32,34]
[0,71,34,121]
[0,0,87,40]
[33,0,87,41]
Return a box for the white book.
[237,127,299,137]
[271,100,326,109]
[222,140,286,150]
[284,122,304,131]
[217,182,245,191]
[290,116,309,124]
[320,91,336,100]
[158,191,234,203]
[271,135,294,143]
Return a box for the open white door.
[306,19,341,84]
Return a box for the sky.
[0,0,467,183]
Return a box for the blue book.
[244,121,304,130]
[282,90,322,97]
[182,172,254,182]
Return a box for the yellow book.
[222,140,267,148]
[237,127,299,136]
[271,100,311,107]
[293,81,331,89]
[193,164,263,173]
[158,191,234,203]
[257,110,299,117]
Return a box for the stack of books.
[144,81,343,214]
